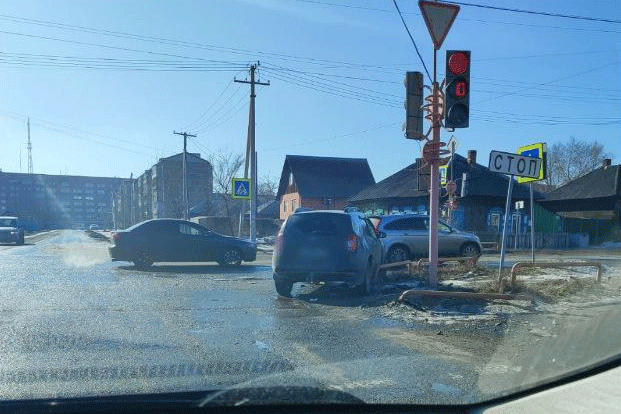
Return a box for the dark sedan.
[109,219,256,268]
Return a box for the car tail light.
[275,233,284,252]
[346,234,358,252]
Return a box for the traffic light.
[404,71,424,140]
[444,50,470,128]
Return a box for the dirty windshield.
[0,0,620,407]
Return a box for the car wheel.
[17,235,24,246]
[274,276,293,297]
[460,242,481,258]
[365,263,380,295]
[354,263,376,296]
[219,248,242,266]
[387,245,410,263]
[133,250,154,269]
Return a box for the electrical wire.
[262,62,401,98]
[180,77,239,132]
[473,60,620,105]
[450,1,621,24]
[190,86,246,132]
[193,94,249,135]
[286,0,621,25]
[262,122,400,152]
[0,109,163,154]
[261,67,401,107]
[392,0,431,82]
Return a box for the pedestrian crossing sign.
[232,178,251,199]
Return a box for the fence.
[504,232,588,249]
[472,231,588,250]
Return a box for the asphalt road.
[0,230,619,405]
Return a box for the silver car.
[372,214,482,263]
[0,216,24,246]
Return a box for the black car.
[109,219,256,268]
[272,210,384,297]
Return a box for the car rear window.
[285,213,352,236]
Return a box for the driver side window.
[438,222,452,233]
[179,223,201,236]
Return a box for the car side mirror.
[378,231,387,239]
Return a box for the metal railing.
[501,261,602,293]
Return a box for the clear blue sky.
[0,0,619,183]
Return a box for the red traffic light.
[450,79,468,98]
[444,50,470,128]
[447,51,469,75]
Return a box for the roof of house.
[541,165,621,202]
[276,155,375,199]
[257,199,280,218]
[158,152,209,163]
[348,162,423,202]
[349,153,544,203]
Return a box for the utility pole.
[173,131,196,220]
[27,118,33,174]
[235,62,269,242]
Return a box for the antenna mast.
[27,118,33,174]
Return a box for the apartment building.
[0,171,122,229]
[112,153,213,229]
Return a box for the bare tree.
[545,137,612,188]
[208,151,244,234]
[258,174,278,197]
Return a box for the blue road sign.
[232,178,251,199]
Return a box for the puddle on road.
[61,243,110,268]
[42,242,110,268]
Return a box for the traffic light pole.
[428,48,439,289]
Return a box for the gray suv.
[273,210,384,297]
[372,214,482,263]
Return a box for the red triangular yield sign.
[419,1,460,50]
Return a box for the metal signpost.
[488,151,542,282]
[517,143,547,262]
[418,0,460,288]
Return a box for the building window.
[283,202,287,212]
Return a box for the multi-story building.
[0,171,123,229]
[112,153,213,229]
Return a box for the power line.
[392,0,431,82]
[261,68,401,107]
[262,122,400,152]
[286,0,621,25]
[181,77,239,131]
[190,86,246,132]
[0,109,162,155]
[0,12,425,69]
[0,29,249,67]
[262,63,402,98]
[193,93,249,135]
[450,1,621,24]
[474,60,620,105]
